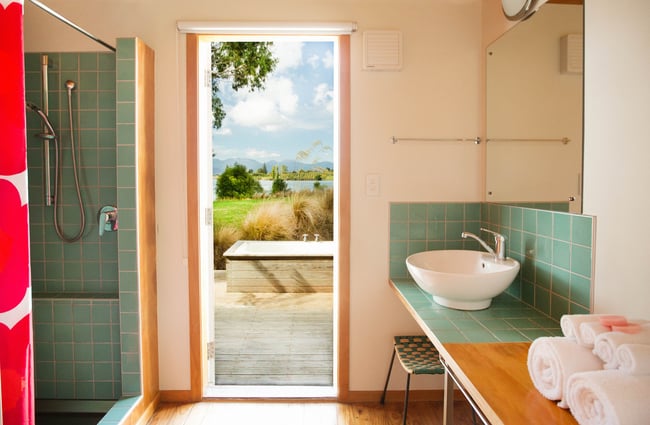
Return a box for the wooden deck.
[214,279,333,386]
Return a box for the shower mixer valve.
[98,206,118,236]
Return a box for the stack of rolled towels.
[527,314,650,425]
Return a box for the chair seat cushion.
[394,335,444,375]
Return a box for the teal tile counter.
[390,279,577,425]
[390,279,562,343]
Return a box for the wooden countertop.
[443,342,577,425]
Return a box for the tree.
[216,163,263,199]
[271,178,289,194]
[256,163,268,175]
[211,42,278,129]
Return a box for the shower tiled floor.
[213,278,333,386]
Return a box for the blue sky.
[213,40,335,164]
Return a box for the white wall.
[24,0,483,391]
[583,0,650,318]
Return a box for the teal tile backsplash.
[390,202,594,320]
[483,204,594,317]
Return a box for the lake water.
[258,180,333,193]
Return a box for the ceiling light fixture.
[501,0,539,21]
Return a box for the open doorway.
[194,35,344,398]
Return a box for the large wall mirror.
[486,2,583,213]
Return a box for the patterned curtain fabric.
[0,1,35,423]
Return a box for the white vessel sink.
[406,250,520,310]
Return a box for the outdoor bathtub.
[223,240,334,293]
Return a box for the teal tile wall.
[501,202,570,212]
[98,396,141,425]
[24,47,145,404]
[25,52,118,296]
[32,299,121,399]
[482,203,594,319]
[389,202,482,278]
[116,38,141,397]
[389,202,594,320]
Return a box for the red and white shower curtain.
[0,0,35,424]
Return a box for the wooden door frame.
[183,33,350,401]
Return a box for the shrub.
[291,191,320,238]
[216,163,263,199]
[289,189,334,240]
[213,223,242,269]
[311,189,334,240]
[240,202,295,240]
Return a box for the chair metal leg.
[380,348,396,404]
[402,373,411,425]
[443,368,454,425]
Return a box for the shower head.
[26,101,41,113]
[26,101,57,140]
[65,80,76,91]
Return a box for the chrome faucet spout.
[461,231,495,257]
[461,228,507,260]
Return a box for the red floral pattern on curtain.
[0,1,35,424]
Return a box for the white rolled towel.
[578,321,611,348]
[593,326,650,369]
[561,314,607,340]
[616,344,650,375]
[527,336,604,407]
[566,370,650,425]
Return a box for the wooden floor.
[147,401,477,425]
[214,283,333,386]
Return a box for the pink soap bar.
[612,324,642,334]
[599,315,628,327]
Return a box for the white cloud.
[212,146,241,157]
[321,50,334,68]
[228,77,299,132]
[313,83,333,113]
[270,41,304,72]
[212,145,281,161]
[307,50,333,69]
[307,54,320,68]
[245,148,281,160]
[215,127,232,136]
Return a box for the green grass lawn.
[213,199,264,227]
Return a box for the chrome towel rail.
[486,137,570,144]
[391,136,481,144]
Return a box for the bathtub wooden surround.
[224,240,334,293]
[226,258,334,293]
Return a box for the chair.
[380,335,444,425]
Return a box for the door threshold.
[204,385,337,399]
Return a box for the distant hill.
[213,158,334,175]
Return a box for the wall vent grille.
[363,31,402,71]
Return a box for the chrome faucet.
[461,228,506,261]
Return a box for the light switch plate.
[366,174,380,196]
